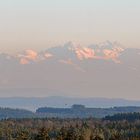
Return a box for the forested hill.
[36,105,140,118]
[103,112,140,121]
[1,106,140,119]
[0,108,36,119]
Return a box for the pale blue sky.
[0,0,140,52]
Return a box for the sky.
[0,0,140,53]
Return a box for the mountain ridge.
[0,41,140,98]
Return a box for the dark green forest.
[0,112,140,140]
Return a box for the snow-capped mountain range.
[0,41,140,99]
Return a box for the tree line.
[0,112,140,140]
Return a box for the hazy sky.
[0,0,140,53]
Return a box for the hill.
[103,112,140,121]
[1,105,140,119]
[0,108,35,119]
[36,105,140,118]
[0,97,140,111]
